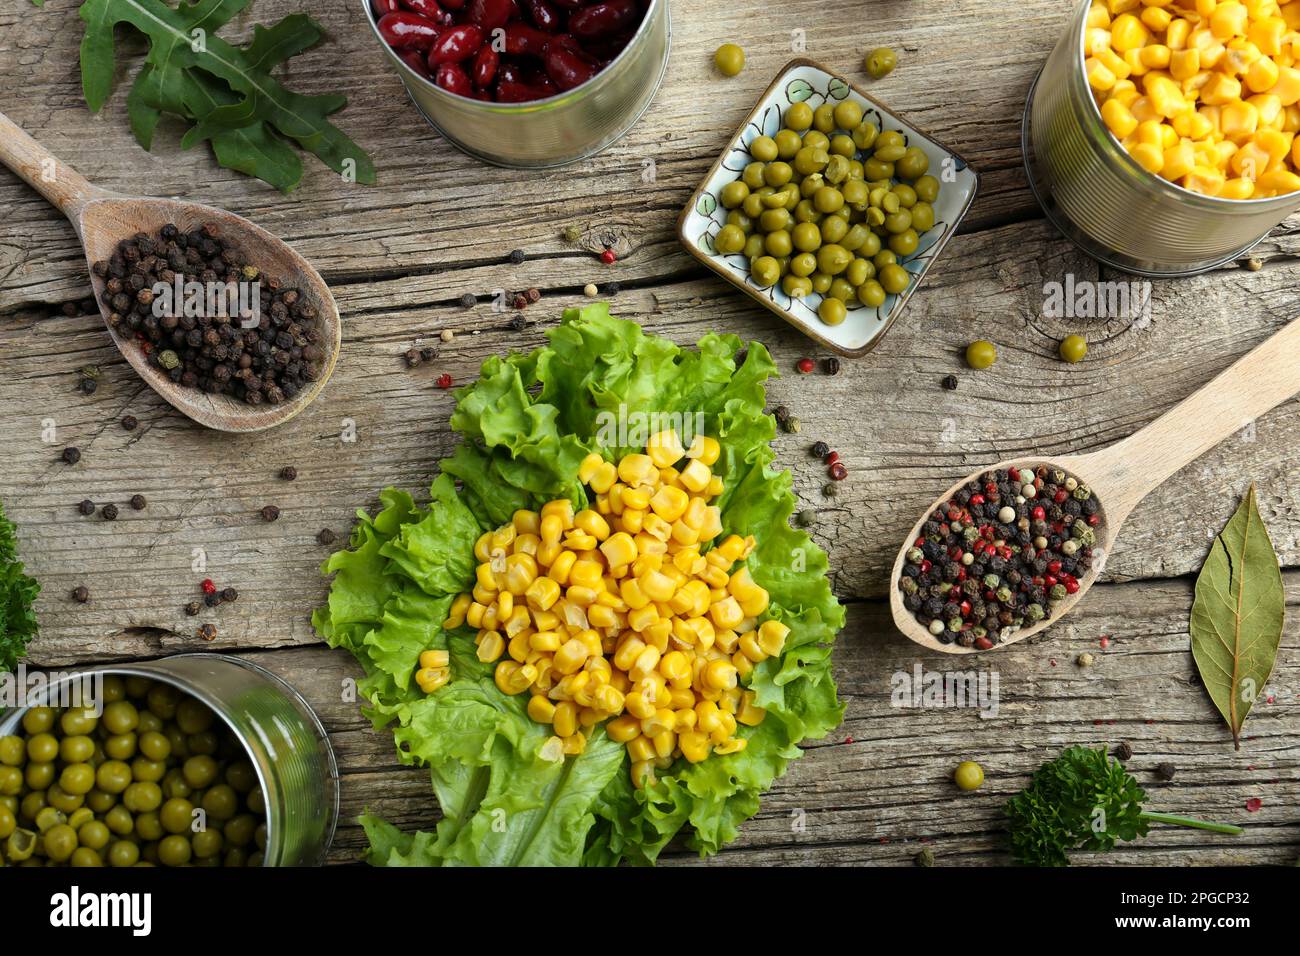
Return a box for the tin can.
[0,654,338,866]
[365,0,672,168]
[1023,0,1300,276]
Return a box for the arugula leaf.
[76,0,373,192]
[0,500,41,674]
[315,305,846,865]
[1006,746,1243,866]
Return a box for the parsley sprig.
[1006,746,1243,866]
[0,500,40,674]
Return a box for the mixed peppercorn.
[897,465,1103,647]
[93,224,325,407]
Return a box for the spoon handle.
[1085,315,1300,513]
[0,110,107,226]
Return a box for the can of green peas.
[0,654,337,867]
[364,0,671,168]
[1023,0,1300,276]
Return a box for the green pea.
[60,706,99,736]
[95,760,132,795]
[791,222,822,253]
[865,46,897,78]
[26,733,57,764]
[812,103,836,134]
[885,209,913,234]
[750,256,781,288]
[78,820,111,851]
[105,805,134,836]
[773,129,802,159]
[829,134,856,158]
[1059,334,1089,363]
[725,210,753,232]
[833,101,863,131]
[86,790,117,814]
[0,766,21,797]
[762,162,793,188]
[793,146,828,176]
[857,280,887,308]
[764,230,793,257]
[19,791,46,823]
[158,834,192,867]
[793,199,821,223]
[758,208,791,233]
[137,711,164,735]
[104,733,137,761]
[910,201,936,232]
[103,700,141,736]
[781,274,813,298]
[785,102,813,131]
[896,146,930,180]
[131,757,166,784]
[880,264,911,295]
[802,130,830,152]
[71,846,103,867]
[914,175,941,203]
[842,179,869,207]
[125,676,153,699]
[889,229,920,257]
[719,180,750,209]
[21,707,55,736]
[224,814,257,848]
[893,183,918,208]
[828,278,857,302]
[818,298,848,326]
[714,43,745,77]
[743,234,766,259]
[845,258,874,286]
[59,764,96,796]
[824,155,850,185]
[750,135,778,162]
[224,847,249,868]
[0,736,24,767]
[816,244,852,276]
[59,735,94,764]
[135,811,164,842]
[742,162,766,190]
[123,781,162,813]
[873,249,898,270]
[820,214,849,244]
[954,761,985,790]
[851,121,879,150]
[863,158,894,181]
[25,762,55,791]
[108,839,139,867]
[809,272,833,295]
[43,823,79,862]
[790,252,818,277]
[714,224,747,255]
[0,805,15,840]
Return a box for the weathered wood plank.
[4,215,1300,663]
[1,0,1078,311]
[233,571,1299,865]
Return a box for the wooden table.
[1,0,1297,866]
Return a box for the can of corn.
[0,653,338,866]
[364,0,671,168]
[1023,0,1300,276]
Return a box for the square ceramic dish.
[678,58,980,356]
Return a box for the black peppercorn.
[77,499,95,516]
[772,405,790,425]
[941,375,958,390]
[79,377,98,395]
[72,586,89,604]
[204,593,221,608]
[1113,741,1134,761]
[101,503,118,520]
[316,528,337,546]
[260,505,280,522]
[459,292,476,309]
[822,482,838,497]
[605,282,621,296]
[221,586,238,603]
[420,346,436,362]
[811,440,830,459]
[510,314,527,332]
[795,509,816,527]
[197,623,218,641]
[404,348,422,368]
[184,601,202,616]
[62,447,81,465]
[508,249,526,264]
[1155,762,1176,781]
[279,466,298,481]
[822,357,840,375]
[129,494,147,511]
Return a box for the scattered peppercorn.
[829,461,848,480]
[62,447,81,465]
[511,293,528,310]
[205,593,221,608]
[221,586,238,603]
[436,373,453,389]
[121,414,138,431]
[101,503,118,520]
[811,440,831,459]
[458,293,476,310]
[914,846,935,867]
[600,248,617,264]
[1155,762,1177,781]
[1113,741,1134,761]
[72,586,89,604]
[583,283,598,297]
[1245,256,1263,271]
[510,314,528,332]
[796,509,817,527]
[525,288,541,304]
[404,348,423,368]
[782,416,802,434]
[440,329,455,343]
[279,466,298,481]
[197,623,218,641]
[896,464,1102,646]
[822,357,840,375]
[184,601,202,616]
[317,528,337,546]
[941,374,958,391]
[260,505,280,522]
[605,282,621,296]
[129,494,147,511]
[823,482,839,497]
[1076,652,1094,667]
[420,346,437,362]
[562,225,582,244]
[796,357,815,374]
[77,499,95,516]
[772,405,790,426]
[508,249,526,265]
[79,377,98,395]
[201,578,216,595]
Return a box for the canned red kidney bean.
[373,0,649,102]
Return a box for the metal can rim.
[1067,0,1300,208]
[364,0,665,112]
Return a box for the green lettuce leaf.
[0,500,41,674]
[315,304,844,865]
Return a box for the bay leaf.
[1191,485,1285,749]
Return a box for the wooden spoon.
[0,111,340,432]
[892,315,1300,654]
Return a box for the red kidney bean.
[378,12,443,50]
[569,0,640,38]
[522,0,562,31]
[497,59,525,83]
[472,43,500,87]
[435,61,474,95]
[504,23,551,56]
[428,23,485,64]
[442,0,467,7]
[373,0,403,16]
[398,48,432,79]
[544,45,598,90]
[550,0,583,8]
[546,32,580,53]
[401,0,455,24]
[467,0,517,31]
[496,78,556,102]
